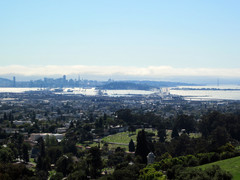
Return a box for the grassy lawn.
[165,131,202,142]
[102,131,136,145]
[78,130,201,151]
[102,129,157,144]
[76,141,100,148]
[77,141,128,151]
[101,129,157,150]
[104,143,128,150]
[198,156,240,180]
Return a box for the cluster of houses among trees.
[0,90,239,179]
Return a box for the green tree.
[158,129,166,143]
[46,146,63,164]
[86,147,102,178]
[108,147,125,167]
[176,165,232,180]
[56,155,73,177]
[171,126,179,139]
[69,159,89,179]
[51,172,64,180]
[67,170,86,180]
[210,126,230,150]
[129,139,135,152]
[12,133,24,159]
[36,137,50,171]
[7,143,18,159]
[116,109,133,124]
[62,139,77,155]
[128,125,136,134]
[135,130,150,164]
[139,166,166,180]
[38,137,45,156]
[22,142,31,163]
[45,135,58,146]
[170,134,192,156]
[0,163,34,180]
[0,147,14,163]
[199,111,222,138]
[174,114,195,133]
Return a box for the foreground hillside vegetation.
[198,156,240,180]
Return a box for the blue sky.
[0,1,240,79]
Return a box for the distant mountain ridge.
[99,82,154,90]
[98,81,196,90]
[127,80,195,87]
[0,77,13,87]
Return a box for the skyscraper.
[63,75,66,81]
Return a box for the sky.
[0,1,240,81]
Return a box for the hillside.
[99,80,196,90]
[198,156,240,180]
[0,77,13,87]
[130,80,196,87]
[99,81,154,90]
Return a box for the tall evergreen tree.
[38,137,45,157]
[158,128,166,142]
[56,155,73,177]
[172,126,179,139]
[129,139,135,152]
[36,137,47,171]
[87,147,102,178]
[22,142,30,163]
[135,130,150,164]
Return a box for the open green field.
[78,129,201,151]
[101,129,200,149]
[77,141,128,150]
[101,129,157,150]
[198,156,240,180]
[102,131,136,144]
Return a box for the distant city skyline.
[0,1,240,81]
[0,66,239,85]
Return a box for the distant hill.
[129,81,196,87]
[99,81,154,90]
[0,77,13,87]
[99,81,195,90]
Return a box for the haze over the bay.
[0,1,240,83]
